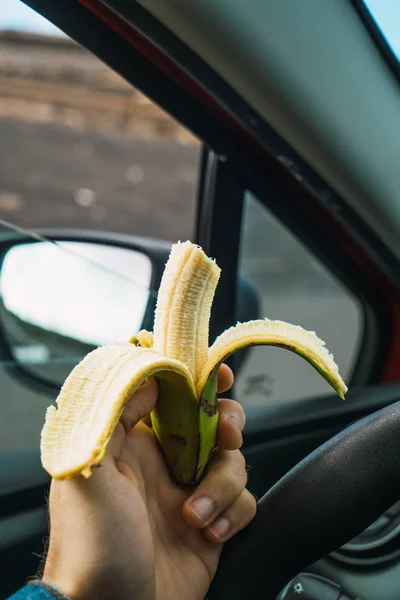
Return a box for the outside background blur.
[0,1,200,239]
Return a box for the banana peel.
[41,241,347,485]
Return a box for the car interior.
[1,0,400,598]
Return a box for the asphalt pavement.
[0,118,200,240]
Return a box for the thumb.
[46,379,158,521]
[120,377,158,435]
[108,377,158,459]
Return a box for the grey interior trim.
[137,0,400,259]
[0,507,47,551]
[0,449,49,497]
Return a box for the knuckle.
[236,402,246,427]
[233,450,247,480]
[207,450,248,499]
[217,398,233,413]
[227,401,246,430]
[221,452,248,493]
[220,469,243,498]
[246,492,257,520]
[231,490,257,527]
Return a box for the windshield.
[0,0,62,36]
[363,0,400,60]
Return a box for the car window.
[0,9,201,241]
[236,192,362,406]
[362,0,400,61]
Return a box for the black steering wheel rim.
[208,399,400,599]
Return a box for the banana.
[41,241,347,484]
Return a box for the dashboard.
[279,501,400,599]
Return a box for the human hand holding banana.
[42,367,255,600]
[38,240,347,599]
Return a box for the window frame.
[350,0,400,85]
[21,0,399,389]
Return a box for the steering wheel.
[208,400,400,599]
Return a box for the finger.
[108,377,158,459]
[217,364,234,394]
[118,368,231,448]
[217,399,246,451]
[119,377,158,434]
[182,449,247,529]
[134,365,232,429]
[205,488,257,543]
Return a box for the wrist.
[42,563,79,600]
[28,578,72,600]
[42,543,104,600]
[42,551,92,600]
[43,556,154,600]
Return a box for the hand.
[43,365,256,600]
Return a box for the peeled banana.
[41,241,347,485]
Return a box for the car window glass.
[236,192,362,406]
[0,9,201,241]
[362,0,400,61]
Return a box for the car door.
[2,1,400,599]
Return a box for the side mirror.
[0,230,260,393]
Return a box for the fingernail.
[190,497,214,522]
[208,517,231,540]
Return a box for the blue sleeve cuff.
[8,583,71,600]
